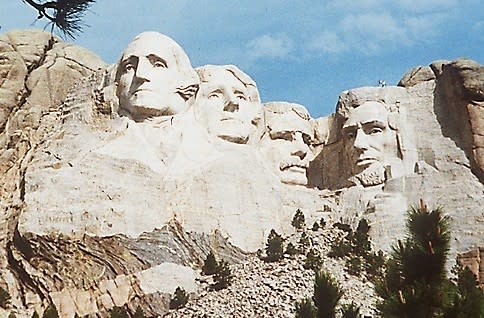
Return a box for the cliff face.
[0,29,482,317]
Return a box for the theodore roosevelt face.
[259,104,314,186]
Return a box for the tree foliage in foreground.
[295,270,349,318]
[376,200,484,318]
[22,0,96,38]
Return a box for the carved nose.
[353,129,369,150]
[291,133,308,159]
[134,59,151,82]
[223,100,239,112]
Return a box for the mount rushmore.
[0,29,482,317]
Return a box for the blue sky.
[2,0,483,117]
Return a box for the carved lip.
[281,164,307,173]
[356,157,378,166]
[220,117,242,123]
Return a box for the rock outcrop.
[0,29,482,317]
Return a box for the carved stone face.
[260,104,313,186]
[194,66,261,144]
[342,101,399,183]
[116,32,198,120]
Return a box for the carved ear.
[388,113,399,130]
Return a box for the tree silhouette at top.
[22,0,96,38]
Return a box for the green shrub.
[285,242,299,256]
[42,305,59,318]
[340,302,360,318]
[298,232,311,254]
[169,286,189,309]
[292,209,306,230]
[346,256,363,277]
[304,249,323,271]
[133,306,145,318]
[312,221,320,231]
[265,229,284,262]
[319,218,326,229]
[202,251,218,275]
[110,307,128,318]
[295,297,316,318]
[212,260,233,290]
[444,265,484,317]
[313,270,343,318]
[0,287,11,308]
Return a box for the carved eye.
[208,91,223,99]
[368,127,383,135]
[302,133,312,145]
[346,132,355,139]
[153,60,167,68]
[124,63,134,72]
[234,91,247,101]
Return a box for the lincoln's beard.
[349,162,386,187]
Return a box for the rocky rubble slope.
[166,223,379,318]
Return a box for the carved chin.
[215,123,251,144]
[351,163,385,187]
[280,167,308,186]
[218,134,248,144]
[127,92,186,115]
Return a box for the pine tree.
[0,287,10,308]
[298,231,311,254]
[312,221,320,231]
[42,305,59,318]
[295,297,317,318]
[265,229,284,262]
[313,270,343,318]
[110,306,128,318]
[340,302,360,318]
[169,286,189,309]
[31,312,40,318]
[292,209,306,230]
[443,266,484,318]
[304,248,323,271]
[376,200,452,318]
[202,251,218,275]
[285,242,298,256]
[21,0,96,38]
[133,306,145,318]
[212,260,233,290]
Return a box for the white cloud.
[246,33,294,60]
[473,21,484,40]
[325,0,381,11]
[403,13,447,40]
[308,31,347,54]
[342,12,408,42]
[397,0,458,12]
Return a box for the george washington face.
[116,32,198,120]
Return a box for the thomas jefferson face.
[116,32,198,119]
[194,66,261,144]
[260,105,313,186]
[342,101,398,178]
